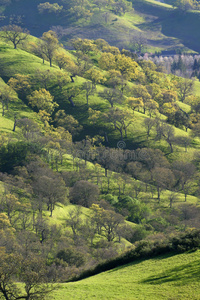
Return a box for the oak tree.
[0,86,15,116]
[40,30,59,67]
[69,180,99,208]
[82,81,96,105]
[27,89,58,114]
[1,24,29,49]
[99,88,124,108]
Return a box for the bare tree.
[144,118,156,139]
[101,209,125,242]
[82,81,96,106]
[99,88,124,108]
[105,108,132,140]
[0,86,15,116]
[155,122,175,153]
[173,162,196,202]
[174,136,192,152]
[168,191,179,208]
[176,77,194,102]
[16,118,40,141]
[152,167,175,202]
[65,206,82,240]
[131,32,147,54]
[0,24,29,49]
[69,180,99,208]
[32,171,67,216]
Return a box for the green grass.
[142,0,174,8]
[194,80,200,96]
[0,76,40,135]
[51,250,200,299]
[0,41,58,78]
[0,112,15,133]
[177,100,191,113]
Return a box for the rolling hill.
[52,250,200,299]
[1,0,200,53]
[1,6,200,299]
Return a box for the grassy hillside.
[52,250,200,299]
[0,36,199,161]
[0,0,196,53]
[0,37,199,154]
[1,32,200,299]
[133,0,200,53]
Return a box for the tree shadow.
[141,259,200,286]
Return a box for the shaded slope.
[133,0,200,53]
[0,0,192,53]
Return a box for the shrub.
[0,142,29,173]
[56,247,86,267]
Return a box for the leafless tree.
[0,24,29,49]
[69,180,99,208]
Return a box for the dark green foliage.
[167,109,190,130]
[171,231,200,252]
[0,141,29,172]
[171,56,186,74]
[56,248,86,267]
[111,195,150,224]
[126,226,148,243]
[147,217,169,232]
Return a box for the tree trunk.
[157,186,160,202]
[2,103,5,116]
[104,132,109,144]
[1,288,10,300]
[169,141,173,153]
[170,198,172,208]
[68,96,76,107]
[124,126,127,138]
[184,192,187,202]
[50,204,53,217]
[70,75,75,83]
[105,168,108,177]
[118,185,121,196]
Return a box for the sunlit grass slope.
[0,40,57,78]
[52,249,200,300]
[0,37,199,156]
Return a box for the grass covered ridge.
[52,249,200,299]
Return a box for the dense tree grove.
[165,0,200,11]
